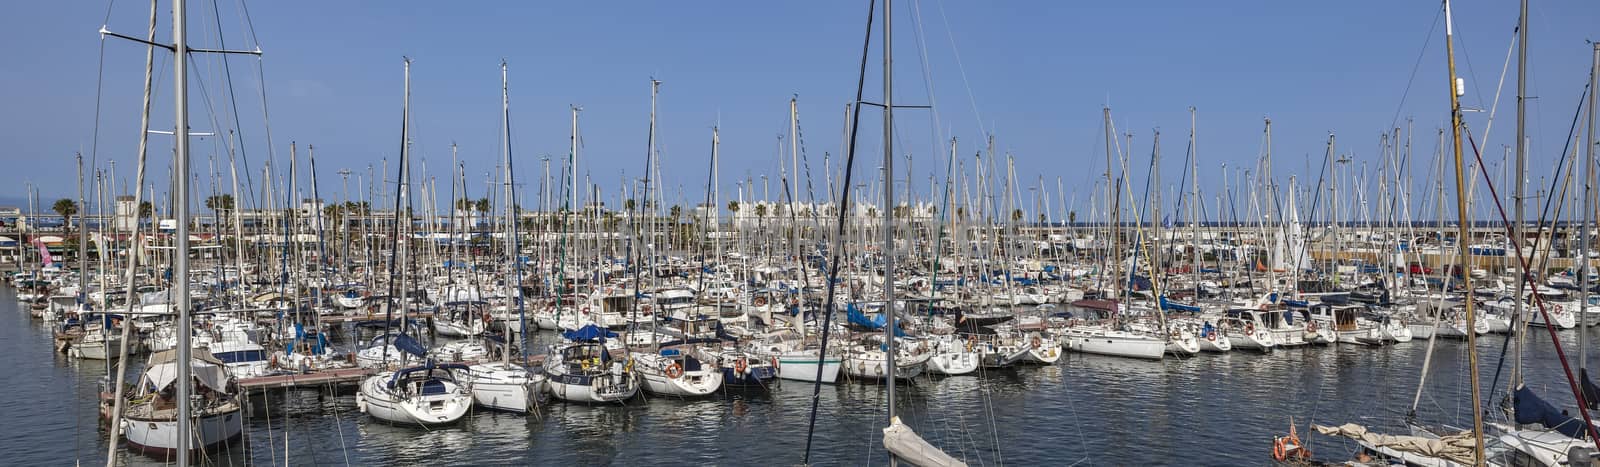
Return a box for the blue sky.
[1,1,1596,221]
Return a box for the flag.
[31,237,52,267]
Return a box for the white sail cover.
[1313,423,1476,465]
[143,349,230,393]
[882,416,967,467]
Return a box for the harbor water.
[8,283,1599,466]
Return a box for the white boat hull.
[1063,331,1165,360]
[357,375,473,425]
[122,409,244,455]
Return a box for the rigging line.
[1389,7,1445,131]
[1470,18,1520,151]
[931,0,984,139]
[89,17,109,199]
[802,0,876,463]
[211,0,259,214]
[909,0,945,167]
[1461,125,1600,446]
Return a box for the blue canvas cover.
[393,333,428,358]
[562,324,617,342]
[1514,385,1586,438]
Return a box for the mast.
[1103,107,1118,301]
[1189,107,1200,296]
[791,96,802,264]
[171,0,194,461]
[502,59,527,363]
[1583,42,1599,376]
[1441,1,1484,461]
[881,0,898,430]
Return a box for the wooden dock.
[239,367,374,390]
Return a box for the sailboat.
[118,349,244,456]
[545,324,639,403]
[358,359,475,425]
[355,58,474,427]
[452,60,547,414]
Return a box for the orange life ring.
[269,354,280,368]
[581,306,591,315]
[1030,336,1042,349]
[1206,333,1216,342]
[1245,323,1255,334]
[770,356,781,370]
[734,358,748,374]
[664,362,684,378]
[1272,438,1287,461]
[966,334,978,351]
[753,296,768,307]
[1306,321,1318,333]
[642,304,653,315]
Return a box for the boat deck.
[238,367,375,390]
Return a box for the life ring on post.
[664,362,684,379]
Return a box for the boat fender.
[356,393,367,413]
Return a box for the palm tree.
[1067,210,1077,225]
[669,205,682,223]
[1011,209,1024,223]
[625,198,637,212]
[138,201,154,226]
[204,194,235,220]
[955,206,966,221]
[726,200,739,213]
[52,199,77,231]
[754,204,768,219]
[474,198,490,215]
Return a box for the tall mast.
[1441,1,1484,461]
[1103,107,1117,300]
[1510,1,1527,388]
[171,0,194,461]
[502,59,527,362]
[791,97,802,263]
[1583,42,1600,376]
[1189,107,1201,295]
[881,0,898,428]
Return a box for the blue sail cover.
[1514,385,1586,438]
[393,333,429,358]
[1159,296,1201,313]
[1283,310,1294,325]
[562,324,617,342]
[1584,369,1600,411]
[844,303,906,337]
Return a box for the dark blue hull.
[721,366,778,388]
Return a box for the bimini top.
[143,349,229,393]
[387,360,470,390]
